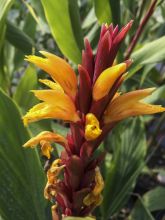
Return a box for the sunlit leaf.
[0,0,13,51]
[82,8,97,29]
[41,0,83,64]
[94,0,112,24]
[129,36,165,77]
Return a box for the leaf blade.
[0,89,48,220]
[41,0,83,64]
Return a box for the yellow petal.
[93,63,127,100]
[94,194,103,206]
[39,79,64,92]
[104,88,165,123]
[25,51,77,97]
[50,159,65,174]
[83,193,96,206]
[83,167,104,207]
[23,131,66,148]
[44,158,64,200]
[83,193,103,206]
[23,90,80,125]
[40,140,53,159]
[92,167,104,196]
[85,113,102,141]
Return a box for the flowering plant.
[1,0,165,219]
[22,21,165,219]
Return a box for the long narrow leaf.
[129,36,165,78]
[128,197,154,220]
[102,118,147,218]
[0,0,13,51]
[41,0,83,64]
[13,64,38,112]
[94,0,112,24]
[6,21,34,54]
[0,89,48,220]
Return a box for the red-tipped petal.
[78,65,92,114]
[100,23,108,38]
[113,20,133,45]
[108,23,114,36]
[108,20,133,66]
[112,25,119,39]
[82,38,94,80]
[124,58,133,68]
[94,31,112,81]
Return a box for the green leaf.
[82,8,97,29]
[41,0,83,64]
[129,36,165,78]
[85,22,100,50]
[102,118,147,218]
[29,0,46,23]
[109,0,120,26]
[13,64,38,112]
[129,186,165,219]
[0,0,13,51]
[0,0,13,21]
[143,85,165,104]
[128,197,154,220]
[132,36,165,64]
[94,0,112,24]
[143,186,165,212]
[6,21,34,54]
[0,89,49,220]
[68,0,84,50]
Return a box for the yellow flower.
[83,167,104,207]
[22,89,80,125]
[23,131,67,159]
[40,140,53,159]
[23,131,67,147]
[92,167,105,196]
[44,159,65,199]
[104,88,165,123]
[85,113,102,141]
[25,51,77,97]
[93,63,127,100]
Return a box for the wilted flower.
[23,21,165,218]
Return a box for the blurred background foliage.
[0,0,165,219]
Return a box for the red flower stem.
[125,0,158,59]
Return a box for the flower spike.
[22,21,165,218]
